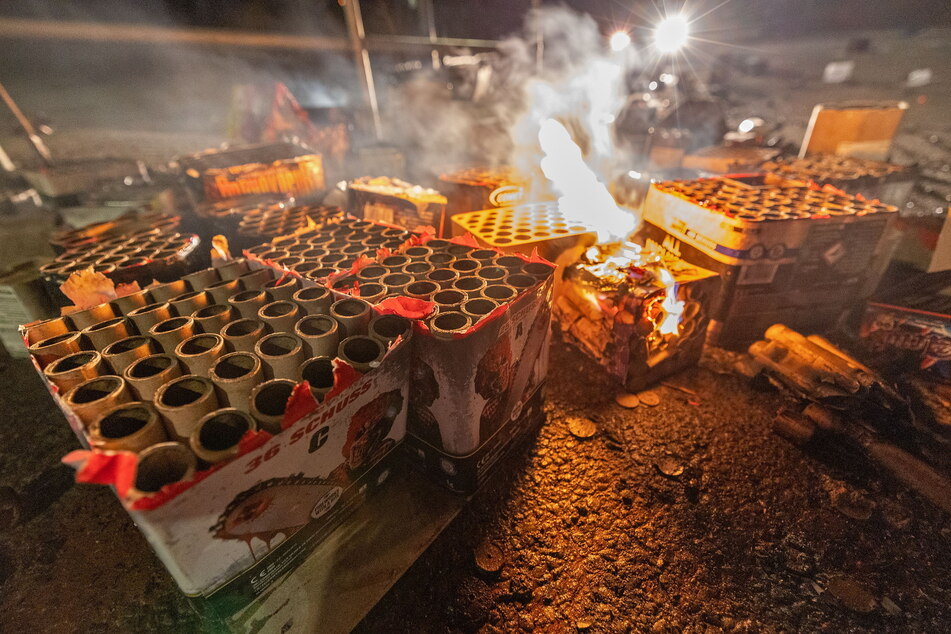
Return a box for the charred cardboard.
[554,256,719,392]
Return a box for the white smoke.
[389,5,640,192]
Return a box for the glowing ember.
[656,267,685,335]
[538,118,636,243]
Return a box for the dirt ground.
[0,338,948,633]
[0,26,949,634]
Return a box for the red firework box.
[398,241,554,494]
[21,259,411,622]
[248,216,556,494]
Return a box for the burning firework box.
[24,301,410,622]
[438,167,531,237]
[402,265,554,494]
[860,302,951,384]
[554,245,720,391]
[639,175,898,349]
[348,176,448,233]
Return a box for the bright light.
[538,118,637,243]
[738,118,756,133]
[609,31,631,52]
[654,15,689,54]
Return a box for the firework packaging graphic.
[860,302,951,384]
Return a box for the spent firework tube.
[174,333,226,377]
[249,378,296,434]
[221,319,266,354]
[208,352,263,413]
[89,401,168,453]
[154,375,220,442]
[189,408,256,466]
[44,351,104,393]
[124,353,183,402]
[102,336,157,375]
[255,333,306,382]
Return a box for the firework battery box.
[172,142,325,201]
[402,270,554,494]
[450,203,598,268]
[639,175,898,349]
[554,248,720,392]
[761,154,914,207]
[348,177,448,234]
[28,327,410,623]
[438,167,530,237]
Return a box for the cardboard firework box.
[173,142,325,201]
[554,245,720,392]
[859,302,951,384]
[800,101,908,162]
[760,154,915,208]
[242,211,555,494]
[21,288,410,624]
[403,260,554,494]
[348,177,448,234]
[438,167,531,237]
[639,175,898,349]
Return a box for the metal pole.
[532,0,543,74]
[419,0,441,70]
[341,0,383,141]
[0,82,52,166]
[0,141,15,172]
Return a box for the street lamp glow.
[609,30,631,52]
[654,15,689,54]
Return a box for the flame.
[656,267,684,336]
[538,118,636,243]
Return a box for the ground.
[0,26,949,634]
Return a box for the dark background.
[1,0,950,38]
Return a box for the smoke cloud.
[386,5,640,185]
